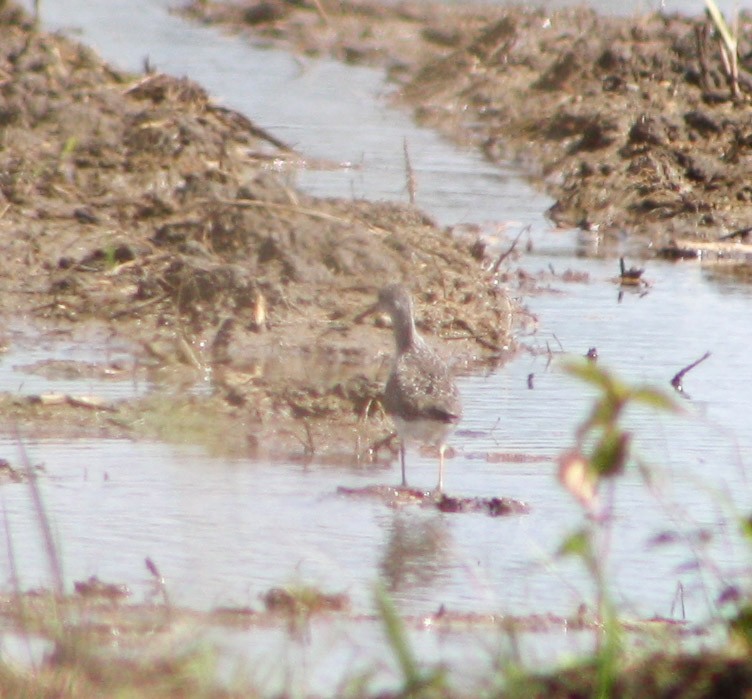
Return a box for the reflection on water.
[0,324,146,401]
[380,511,451,595]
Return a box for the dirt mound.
[402,9,752,243]
[0,4,515,456]
[186,0,752,245]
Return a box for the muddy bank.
[184,0,752,247]
[0,4,516,456]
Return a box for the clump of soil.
[185,0,752,245]
[0,4,515,456]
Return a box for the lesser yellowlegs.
[376,283,462,492]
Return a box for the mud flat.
[0,3,515,456]
[185,0,752,252]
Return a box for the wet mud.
[185,0,752,249]
[4,0,749,458]
[337,483,530,516]
[0,4,516,458]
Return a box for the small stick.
[310,0,330,25]
[671,351,711,394]
[670,581,686,620]
[695,25,710,92]
[145,557,171,609]
[403,138,416,205]
[366,431,399,460]
[491,225,529,275]
[16,432,64,597]
[719,224,752,241]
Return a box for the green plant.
[557,360,679,696]
[375,584,447,697]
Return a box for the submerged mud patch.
[337,483,529,516]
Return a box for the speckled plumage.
[377,283,461,491]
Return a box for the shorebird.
[375,283,462,492]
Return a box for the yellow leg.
[400,443,407,487]
[437,444,446,493]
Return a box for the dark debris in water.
[618,257,646,286]
[0,458,45,485]
[0,458,27,484]
[209,606,257,627]
[671,350,711,398]
[74,575,131,601]
[262,586,350,614]
[337,484,529,516]
[0,587,709,647]
[435,493,529,516]
[483,451,550,464]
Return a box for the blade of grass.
[705,0,737,56]
[375,584,422,690]
[15,431,64,597]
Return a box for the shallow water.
[0,324,144,400]
[4,0,752,692]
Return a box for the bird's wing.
[385,346,462,423]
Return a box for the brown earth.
[5,0,750,458]
[184,0,752,248]
[0,3,517,458]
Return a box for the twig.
[302,420,315,457]
[209,196,389,233]
[719,224,752,241]
[310,0,330,25]
[282,423,316,458]
[449,318,502,352]
[109,293,169,320]
[403,138,417,205]
[145,557,171,610]
[491,225,529,275]
[695,24,710,92]
[670,581,686,620]
[706,0,737,58]
[365,431,399,460]
[671,351,711,394]
[15,431,64,597]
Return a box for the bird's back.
[383,336,461,424]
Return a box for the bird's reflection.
[379,511,451,594]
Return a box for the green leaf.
[629,387,679,413]
[60,136,78,157]
[562,359,616,392]
[375,584,422,690]
[741,515,752,542]
[591,429,630,478]
[557,529,591,559]
[730,605,752,651]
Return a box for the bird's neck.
[393,312,417,355]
